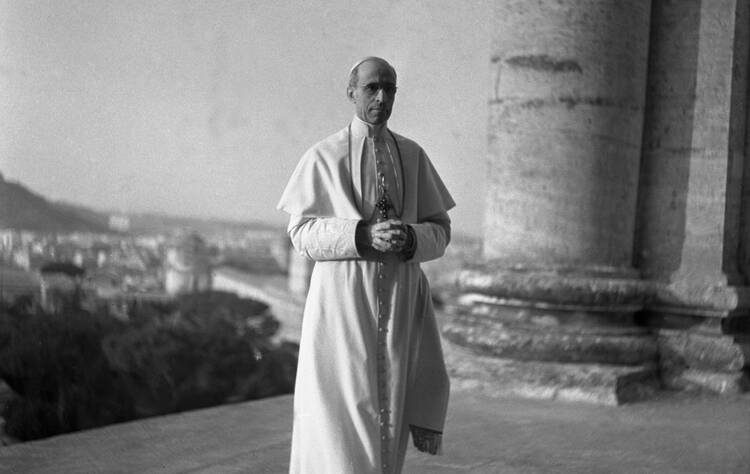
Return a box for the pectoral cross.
[375,172,393,222]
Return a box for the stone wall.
[637,0,750,393]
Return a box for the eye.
[364,84,378,93]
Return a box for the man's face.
[348,60,397,125]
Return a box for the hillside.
[0,173,283,235]
[0,174,110,233]
[124,212,282,235]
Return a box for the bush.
[0,305,133,440]
[0,291,298,441]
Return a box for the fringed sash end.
[409,424,442,455]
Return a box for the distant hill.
[0,173,283,235]
[0,174,110,233]
[124,212,283,235]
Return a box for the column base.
[444,265,658,405]
[443,265,750,400]
[661,367,750,394]
[642,285,750,394]
[444,341,659,405]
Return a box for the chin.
[369,113,389,124]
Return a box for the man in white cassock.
[277,56,455,474]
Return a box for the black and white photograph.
[1,1,749,473]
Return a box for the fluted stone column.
[443,0,658,404]
[636,0,750,393]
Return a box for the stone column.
[483,1,649,269]
[443,0,658,404]
[636,0,750,393]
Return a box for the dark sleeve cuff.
[400,224,417,261]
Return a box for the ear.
[347,86,356,103]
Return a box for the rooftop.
[2,272,748,472]
[1,387,748,473]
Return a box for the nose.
[374,88,385,102]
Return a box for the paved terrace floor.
[1,388,748,473]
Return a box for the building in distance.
[164,233,212,296]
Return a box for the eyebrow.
[362,80,396,86]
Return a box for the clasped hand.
[359,219,409,253]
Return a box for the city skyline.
[1,0,491,235]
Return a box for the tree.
[0,291,298,442]
[102,291,296,416]
[0,303,133,440]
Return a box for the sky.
[0,0,491,234]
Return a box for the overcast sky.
[1,0,490,234]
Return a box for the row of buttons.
[376,258,391,473]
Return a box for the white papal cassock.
[277,116,455,474]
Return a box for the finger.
[374,236,391,252]
[382,237,403,248]
[375,219,401,228]
[380,230,405,241]
[378,219,403,231]
[372,230,405,252]
[388,236,405,250]
[386,221,405,232]
[374,239,394,252]
[373,230,400,242]
[370,227,390,242]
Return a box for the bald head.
[348,57,397,89]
